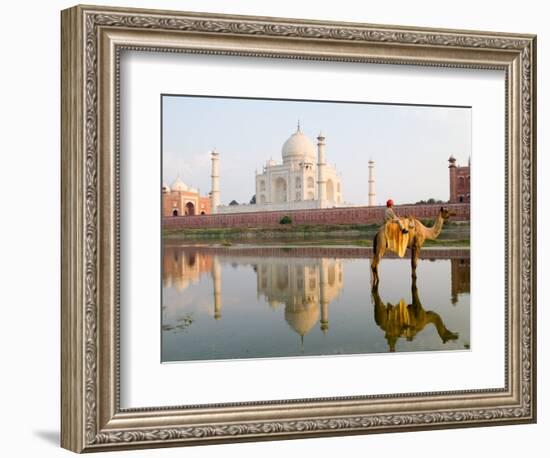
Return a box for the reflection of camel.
[371,207,456,285]
[371,278,458,352]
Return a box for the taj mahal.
[246,122,344,212]
[162,122,377,217]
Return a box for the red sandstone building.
[162,176,211,217]
[448,155,470,203]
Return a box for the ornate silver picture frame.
[61,4,536,453]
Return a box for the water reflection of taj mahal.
[162,246,470,349]
[163,246,344,340]
[256,258,344,339]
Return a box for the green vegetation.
[162,313,194,333]
[354,240,372,247]
[163,223,466,238]
[279,215,293,225]
[424,238,470,247]
[162,222,382,239]
[415,198,446,204]
[162,222,470,248]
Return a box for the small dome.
[171,176,188,192]
[162,183,171,193]
[269,299,280,309]
[281,125,316,164]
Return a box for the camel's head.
[439,206,456,221]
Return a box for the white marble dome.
[281,125,316,164]
[171,176,188,192]
[162,183,171,193]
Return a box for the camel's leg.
[371,232,385,286]
[411,245,419,279]
[411,275,419,304]
[371,256,379,286]
[426,311,459,343]
[371,235,379,285]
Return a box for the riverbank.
[165,238,470,248]
[164,221,469,240]
[164,244,470,261]
[163,222,470,248]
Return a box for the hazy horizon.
[162,95,471,206]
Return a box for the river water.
[162,243,470,362]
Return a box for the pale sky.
[162,95,471,205]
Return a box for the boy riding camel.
[385,199,408,234]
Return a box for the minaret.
[368,160,376,206]
[317,131,327,208]
[319,260,329,335]
[212,256,222,320]
[210,149,220,213]
[448,155,457,203]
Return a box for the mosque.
[217,122,355,213]
[162,176,211,217]
[162,123,377,215]
[251,123,343,210]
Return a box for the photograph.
[161,95,472,362]
[57,4,536,453]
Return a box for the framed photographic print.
[61,4,537,453]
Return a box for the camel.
[371,207,456,285]
[371,277,459,352]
